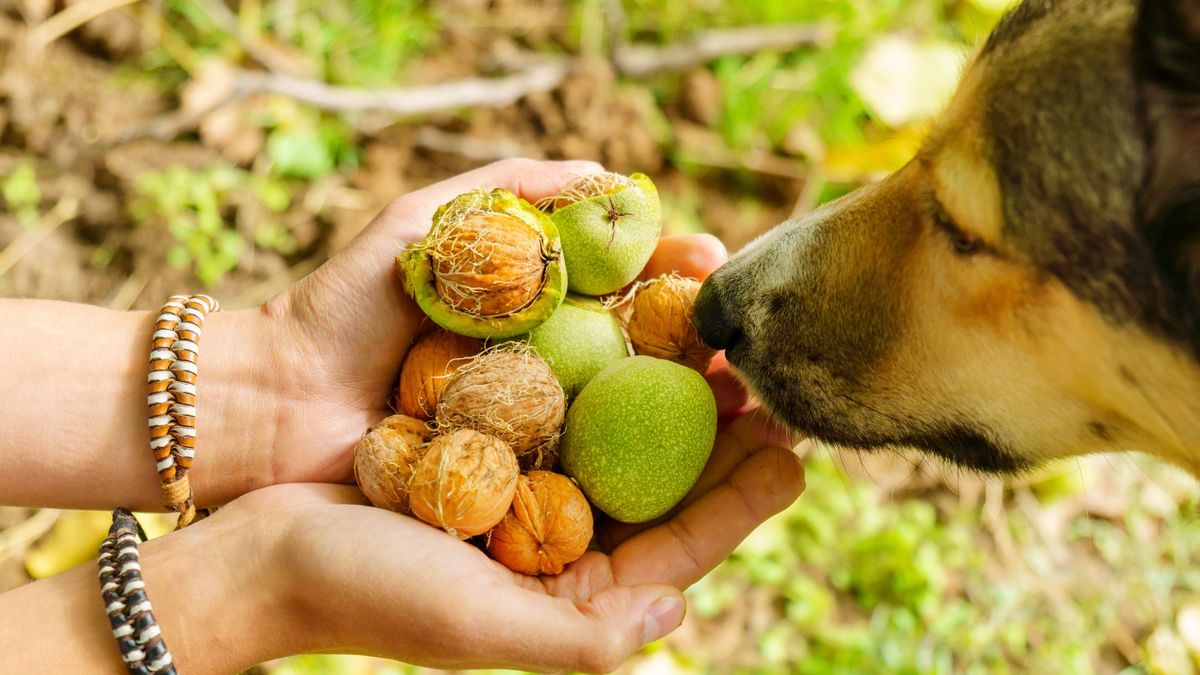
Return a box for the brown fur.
[695,0,1200,475]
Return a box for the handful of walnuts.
[355,344,592,574]
[354,171,712,577]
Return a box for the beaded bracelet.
[147,294,219,529]
[98,509,177,675]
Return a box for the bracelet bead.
[97,509,177,675]
[146,293,219,528]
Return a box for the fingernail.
[643,596,685,644]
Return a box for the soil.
[0,12,798,311]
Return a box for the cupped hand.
[246,224,805,672]
[259,158,605,487]
[240,418,801,674]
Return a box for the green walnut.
[516,295,629,398]
[559,355,717,523]
[538,172,661,296]
[399,189,567,339]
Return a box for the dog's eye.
[951,230,983,256]
[929,193,987,256]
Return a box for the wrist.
[136,499,307,673]
[183,307,288,505]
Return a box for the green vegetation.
[9,0,1200,671]
[130,165,295,285]
[2,161,41,226]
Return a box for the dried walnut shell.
[408,428,520,539]
[396,329,483,419]
[435,348,566,470]
[627,274,716,373]
[430,212,550,318]
[487,471,594,576]
[353,414,432,515]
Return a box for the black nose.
[693,277,743,350]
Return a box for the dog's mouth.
[714,325,1033,474]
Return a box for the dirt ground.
[6,4,1199,673]
[0,11,797,311]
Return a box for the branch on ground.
[613,24,831,77]
[106,22,828,146]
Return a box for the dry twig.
[107,22,828,146]
[0,197,80,278]
[25,0,139,50]
[613,24,830,77]
[233,60,571,116]
[412,127,541,163]
[0,509,60,564]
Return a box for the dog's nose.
[693,277,742,350]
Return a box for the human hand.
[224,437,800,675]
[225,159,604,496]
[241,160,802,500]
[267,233,804,672]
[131,217,805,673]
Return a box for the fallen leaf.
[851,35,967,129]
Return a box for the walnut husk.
[626,274,716,373]
[353,415,433,514]
[534,172,636,212]
[408,428,520,539]
[487,471,594,576]
[396,330,484,419]
[435,345,566,470]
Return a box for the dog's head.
[696,0,1200,472]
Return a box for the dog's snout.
[694,277,743,351]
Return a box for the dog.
[694,0,1200,475]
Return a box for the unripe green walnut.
[514,295,629,398]
[560,356,717,523]
[537,172,661,296]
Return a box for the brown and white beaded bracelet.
[98,509,177,675]
[147,294,219,529]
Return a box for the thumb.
[480,583,685,673]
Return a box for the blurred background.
[2,0,1200,673]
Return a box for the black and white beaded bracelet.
[98,509,177,675]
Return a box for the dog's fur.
[695,0,1200,475]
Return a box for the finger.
[639,233,728,281]
[610,442,806,590]
[681,411,801,511]
[464,569,685,673]
[365,158,606,243]
[706,361,750,420]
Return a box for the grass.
[12,0,1199,671]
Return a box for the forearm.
[0,299,286,509]
[0,509,303,674]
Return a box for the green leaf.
[166,245,191,269]
[267,131,336,178]
[3,162,41,225]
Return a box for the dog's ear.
[1137,0,1200,345]
[1151,192,1200,342]
[1137,0,1200,93]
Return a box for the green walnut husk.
[538,173,662,296]
[560,355,716,523]
[399,189,567,339]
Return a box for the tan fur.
[924,71,1006,248]
[697,0,1200,475]
[851,159,1200,472]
